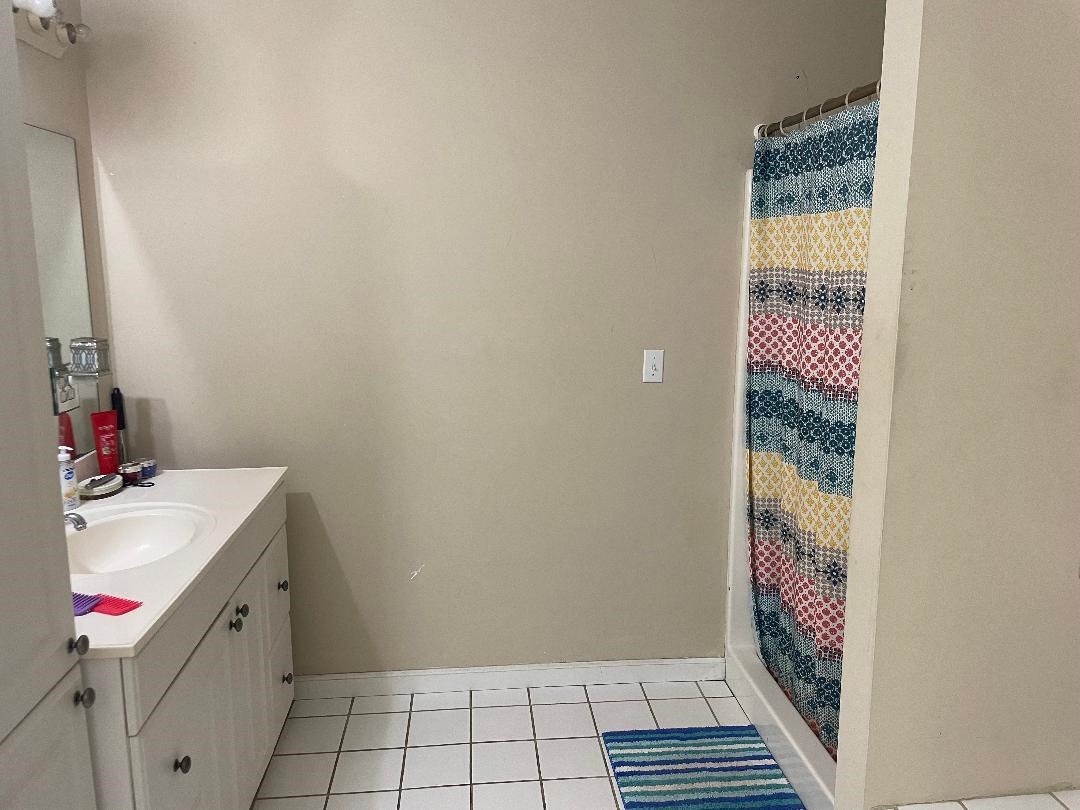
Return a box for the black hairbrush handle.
[111,388,126,431]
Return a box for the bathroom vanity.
[71,467,292,809]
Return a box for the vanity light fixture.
[12,0,91,57]
[12,0,56,18]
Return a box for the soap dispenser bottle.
[59,445,78,511]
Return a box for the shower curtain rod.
[754,79,880,139]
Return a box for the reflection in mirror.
[24,124,99,457]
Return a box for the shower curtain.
[746,100,878,757]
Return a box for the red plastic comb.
[91,594,143,616]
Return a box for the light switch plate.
[52,376,80,414]
[643,349,664,383]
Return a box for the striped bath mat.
[603,725,804,809]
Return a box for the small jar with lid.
[119,462,143,486]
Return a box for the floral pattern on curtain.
[746,100,878,757]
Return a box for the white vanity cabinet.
[265,528,296,739]
[129,609,233,809]
[223,527,294,804]
[264,528,296,746]
[82,477,293,810]
[0,666,97,809]
[226,552,271,803]
[269,623,296,735]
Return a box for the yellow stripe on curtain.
[747,450,852,550]
[749,208,871,274]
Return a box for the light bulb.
[58,21,90,44]
[13,0,57,19]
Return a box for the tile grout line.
[642,681,660,729]
[313,776,634,805]
[697,680,723,727]
[585,683,621,809]
[527,686,547,810]
[269,729,710,757]
[322,696,354,810]
[396,694,414,810]
[723,677,755,723]
[468,689,474,810]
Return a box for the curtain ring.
[844,88,853,106]
[778,118,786,136]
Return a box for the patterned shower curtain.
[746,101,878,757]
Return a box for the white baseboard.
[294,657,726,700]
[726,645,835,810]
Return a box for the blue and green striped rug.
[602,725,805,809]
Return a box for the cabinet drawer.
[264,526,291,641]
[0,665,96,810]
[267,622,294,749]
[130,604,235,810]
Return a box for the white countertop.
[71,467,287,658]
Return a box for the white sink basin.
[67,503,216,575]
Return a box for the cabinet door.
[228,553,272,804]
[267,622,295,749]
[0,665,97,810]
[264,526,291,642]
[130,605,235,810]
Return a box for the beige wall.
[839,1,1080,805]
[81,0,884,674]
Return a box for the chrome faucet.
[64,512,87,531]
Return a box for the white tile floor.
[896,791,1080,810]
[253,678,744,809]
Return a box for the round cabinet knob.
[229,617,244,633]
[282,672,294,685]
[277,579,289,592]
[235,603,250,618]
[68,635,90,656]
[73,688,95,709]
[173,755,192,774]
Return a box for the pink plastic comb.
[91,594,143,616]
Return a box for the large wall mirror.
[25,124,101,457]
